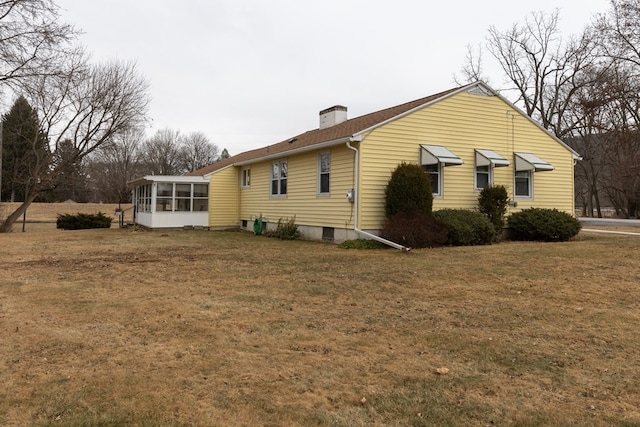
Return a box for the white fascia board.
[128,175,208,186]
[232,136,355,167]
[352,82,484,139]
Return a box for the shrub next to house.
[56,212,113,230]
[380,162,448,248]
[507,208,581,242]
[478,185,509,239]
[433,209,496,246]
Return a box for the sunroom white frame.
[129,175,209,228]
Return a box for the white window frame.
[270,159,287,197]
[241,167,251,188]
[317,152,330,195]
[514,170,532,198]
[422,163,442,197]
[475,164,491,191]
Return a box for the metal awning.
[475,149,510,167]
[514,152,554,171]
[420,144,463,166]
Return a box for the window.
[419,145,462,197]
[271,160,287,196]
[241,167,251,188]
[175,183,191,211]
[515,170,531,197]
[193,184,209,211]
[156,183,173,212]
[513,152,553,199]
[422,164,441,196]
[474,149,509,191]
[318,152,330,194]
[475,165,490,190]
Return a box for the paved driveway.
[579,217,640,227]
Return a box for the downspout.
[346,137,410,251]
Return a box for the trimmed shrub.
[265,216,302,240]
[56,212,113,230]
[384,162,433,217]
[508,208,581,242]
[379,212,448,248]
[433,209,496,246]
[478,185,509,239]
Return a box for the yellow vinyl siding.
[238,145,356,228]
[209,167,239,227]
[358,90,575,230]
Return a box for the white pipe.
[346,138,410,251]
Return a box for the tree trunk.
[0,191,38,232]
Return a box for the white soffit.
[475,149,510,167]
[420,145,463,166]
[515,152,554,171]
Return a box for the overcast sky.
[56,0,611,156]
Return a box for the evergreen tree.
[1,96,49,202]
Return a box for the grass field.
[1,225,640,426]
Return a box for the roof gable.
[189,81,578,176]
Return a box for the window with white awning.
[419,145,463,196]
[514,152,554,171]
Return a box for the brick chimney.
[319,105,347,129]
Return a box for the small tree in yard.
[380,162,445,248]
[478,185,509,239]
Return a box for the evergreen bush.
[507,208,582,241]
[433,209,496,246]
[56,212,113,230]
[379,212,448,248]
[384,162,433,217]
[478,185,509,239]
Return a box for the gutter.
[346,137,411,251]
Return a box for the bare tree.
[595,0,640,67]
[86,127,145,205]
[486,10,599,138]
[0,0,78,86]
[139,128,184,175]
[180,132,219,173]
[0,58,150,232]
[454,44,490,85]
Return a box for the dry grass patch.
[1,228,640,426]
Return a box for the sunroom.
[129,175,209,229]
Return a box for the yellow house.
[191,82,580,244]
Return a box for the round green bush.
[507,208,581,242]
[384,162,433,217]
[433,209,496,246]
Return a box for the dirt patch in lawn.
[1,228,640,426]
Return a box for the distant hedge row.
[56,212,113,230]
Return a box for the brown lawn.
[1,225,640,426]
